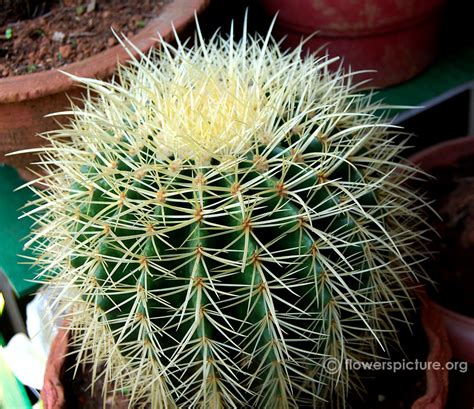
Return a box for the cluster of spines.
[21,24,429,409]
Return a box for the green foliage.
[75,4,86,16]
[24,27,429,408]
[26,64,37,73]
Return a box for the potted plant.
[40,291,450,408]
[408,135,474,408]
[256,0,446,87]
[0,0,209,180]
[409,136,474,364]
[20,25,449,408]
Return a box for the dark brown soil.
[424,155,474,317]
[0,0,169,77]
[62,356,130,409]
[346,305,428,409]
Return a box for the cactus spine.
[25,25,428,408]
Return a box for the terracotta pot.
[409,135,474,364]
[42,327,69,409]
[0,0,209,178]
[432,304,474,363]
[411,288,451,409]
[258,0,445,87]
[41,289,451,408]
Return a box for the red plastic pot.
[0,0,209,180]
[409,135,474,364]
[258,0,445,88]
[41,289,450,408]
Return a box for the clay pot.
[0,0,209,179]
[433,304,474,363]
[41,289,451,408]
[258,0,445,87]
[411,289,451,409]
[409,135,474,364]
[42,327,69,409]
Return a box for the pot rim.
[408,136,474,324]
[408,135,474,365]
[0,0,209,104]
[411,286,451,409]
[259,0,446,37]
[274,7,443,38]
[433,302,474,325]
[408,135,474,167]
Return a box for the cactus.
[25,25,428,408]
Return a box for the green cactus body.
[25,27,428,408]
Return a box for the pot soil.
[41,289,450,408]
[346,289,450,409]
[0,0,209,179]
[0,0,171,77]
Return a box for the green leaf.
[0,346,32,408]
[76,4,86,15]
[26,64,37,73]
[5,27,13,40]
